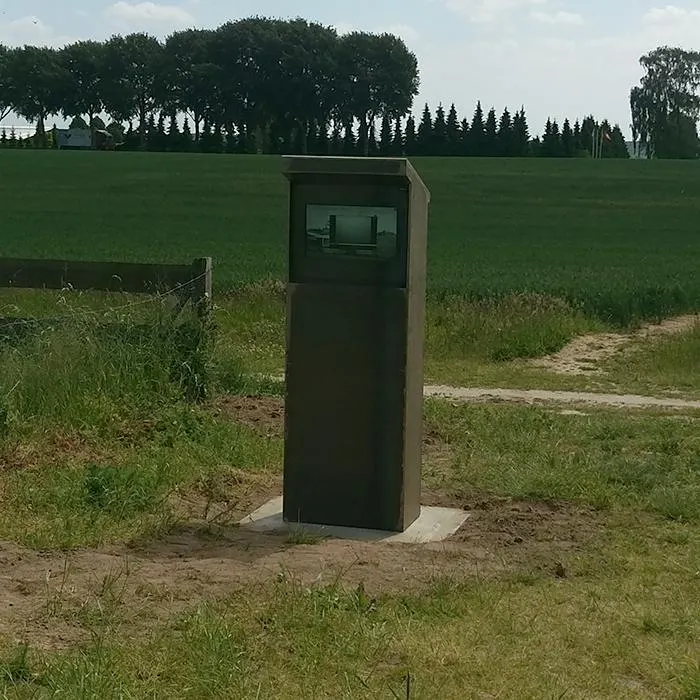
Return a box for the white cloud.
[0,16,74,47]
[442,0,549,23]
[104,2,195,31]
[531,10,584,26]
[643,5,700,25]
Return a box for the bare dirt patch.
[0,395,606,651]
[0,492,603,652]
[530,314,698,376]
[212,394,284,437]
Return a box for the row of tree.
[0,103,630,158]
[630,46,700,159]
[0,17,418,154]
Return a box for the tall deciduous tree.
[0,44,12,123]
[5,46,64,146]
[630,46,700,158]
[163,29,217,143]
[58,41,105,128]
[337,32,419,155]
[102,33,165,150]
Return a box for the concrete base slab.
[239,496,470,544]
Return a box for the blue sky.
[2,1,700,136]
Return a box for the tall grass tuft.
[0,306,213,439]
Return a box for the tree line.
[0,102,630,158]
[0,15,631,158]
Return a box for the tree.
[562,119,574,157]
[484,107,498,156]
[512,108,530,156]
[163,29,218,143]
[4,46,64,147]
[630,46,700,158]
[379,113,393,155]
[446,103,460,156]
[433,104,448,155]
[337,32,419,155]
[459,118,469,156]
[496,108,512,156]
[343,121,356,155]
[57,41,105,129]
[102,33,165,150]
[469,101,485,156]
[609,124,631,158]
[416,103,432,155]
[404,115,417,155]
[392,118,404,155]
[0,44,12,123]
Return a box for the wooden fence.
[0,256,212,322]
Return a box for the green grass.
[1,151,699,698]
[601,321,700,397]
[424,402,700,522]
[2,151,699,324]
[2,524,699,699]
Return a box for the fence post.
[191,257,213,323]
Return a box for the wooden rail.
[0,256,212,320]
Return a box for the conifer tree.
[497,108,513,156]
[182,117,193,152]
[610,124,630,158]
[446,104,460,156]
[433,104,448,156]
[416,104,433,155]
[513,108,530,156]
[404,115,417,155]
[379,114,393,156]
[225,124,238,153]
[392,118,404,155]
[167,114,180,152]
[0,129,6,148]
[330,121,343,155]
[459,118,470,156]
[9,127,17,149]
[343,121,356,156]
[484,107,498,156]
[146,114,158,151]
[368,121,378,156]
[199,121,213,153]
[562,119,574,157]
[573,120,583,153]
[469,101,486,156]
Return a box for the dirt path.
[424,385,700,410]
[530,314,698,376]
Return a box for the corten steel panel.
[283,284,408,530]
[282,156,430,532]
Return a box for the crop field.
[0,150,699,698]
[1,150,699,324]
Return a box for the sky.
[1,0,700,136]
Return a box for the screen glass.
[305,205,398,259]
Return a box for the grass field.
[1,151,699,698]
[2,150,699,324]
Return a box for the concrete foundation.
[239,497,469,544]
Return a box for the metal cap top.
[282,155,423,182]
